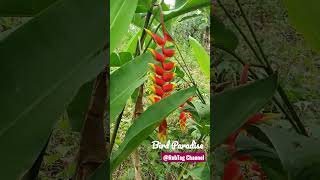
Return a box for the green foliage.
[110,52,153,123]
[189,36,210,78]
[111,87,197,172]
[213,74,278,147]
[0,0,56,16]
[67,80,94,132]
[110,52,133,67]
[283,0,320,52]
[110,0,138,52]
[257,125,320,179]
[211,14,238,51]
[0,0,106,178]
[164,0,210,21]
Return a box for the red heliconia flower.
[179,111,187,131]
[162,83,176,92]
[164,31,174,43]
[148,48,166,62]
[162,61,176,71]
[149,63,164,76]
[149,75,165,86]
[159,8,174,43]
[250,162,267,180]
[224,130,240,153]
[145,28,165,46]
[223,159,244,180]
[162,47,175,57]
[158,119,168,143]
[162,93,171,98]
[148,95,161,104]
[162,72,175,82]
[150,85,164,97]
[246,113,265,125]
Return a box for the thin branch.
[216,0,265,66]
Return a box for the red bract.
[158,119,168,143]
[246,113,265,125]
[162,83,176,92]
[179,111,187,131]
[223,160,244,180]
[148,95,161,104]
[162,61,176,71]
[144,28,165,46]
[162,47,175,57]
[148,48,166,62]
[150,86,164,97]
[164,31,174,43]
[149,75,165,86]
[162,72,175,82]
[149,63,164,76]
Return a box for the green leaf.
[110,52,154,123]
[0,0,106,178]
[0,0,56,16]
[89,160,109,180]
[256,125,320,179]
[212,15,238,51]
[110,0,138,52]
[136,0,152,13]
[111,86,197,172]
[212,74,278,148]
[110,52,133,67]
[175,0,187,8]
[236,134,287,180]
[67,80,94,132]
[175,66,185,78]
[164,0,210,21]
[283,0,320,52]
[126,29,142,53]
[188,162,210,180]
[189,36,210,79]
[179,13,202,22]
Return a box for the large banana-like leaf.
[110,52,153,123]
[0,0,56,16]
[0,0,106,178]
[189,36,210,79]
[256,125,320,179]
[164,0,210,21]
[110,0,138,52]
[212,74,278,148]
[111,87,196,172]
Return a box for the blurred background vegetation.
[213,0,320,137]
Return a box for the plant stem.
[110,108,124,151]
[174,44,207,104]
[216,0,264,66]
[235,0,272,72]
[272,97,300,133]
[213,44,259,79]
[213,44,302,133]
[234,0,308,136]
[217,0,308,135]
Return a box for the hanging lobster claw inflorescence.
[145,6,193,143]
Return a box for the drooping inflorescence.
[145,7,193,143]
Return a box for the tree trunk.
[131,85,145,180]
[74,69,108,180]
